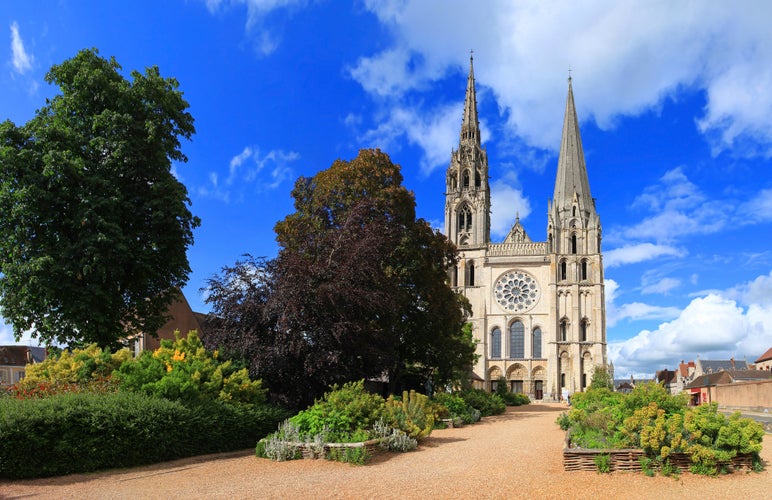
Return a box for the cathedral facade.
[445,57,607,401]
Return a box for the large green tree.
[0,48,199,348]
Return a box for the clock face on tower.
[494,270,540,312]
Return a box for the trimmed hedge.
[0,391,288,479]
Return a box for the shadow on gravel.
[0,449,255,488]
[419,435,468,448]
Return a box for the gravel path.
[2,403,770,499]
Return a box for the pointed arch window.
[467,261,475,286]
[491,328,501,358]
[475,169,481,188]
[580,318,589,342]
[581,260,588,281]
[463,170,470,188]
[450,173,458,190]
[532,328,542,358]
[560,260,567,281]
[509,321,524,359]
[571,234,577,254]
[457,205,472,232]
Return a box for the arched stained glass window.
[491,328,501,358]
[532,328,542,358]
[509,321,524,358]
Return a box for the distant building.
[695,358,748,375]
[685,369,771,406]
[0,346,47,387]
[127,291,207,355]
[613,376,637,394]
[755,346,772,371]
[655,369,678,394]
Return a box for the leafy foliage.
[432,392,479,425]
[456,389,506,417]
[21,344,131,385]
[204,150,474,408]
[589,365,614,390]
[494,377,531,406]
[384,390,434,440]
[560,384,764,476]
[115,330,266,406]
[288,380,385,442]
[0,48,199,349]
[0,391,286,479]
[594,453,612,473]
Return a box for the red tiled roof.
[755,346,772,363]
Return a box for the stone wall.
[716,379,772,411]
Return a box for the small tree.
[589,365,614,390]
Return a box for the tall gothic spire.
[553,76,593,214]
[460,53,481,148]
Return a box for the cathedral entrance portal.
[534,380,543,400]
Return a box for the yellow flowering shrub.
[114,330,266,406]
[21,344,130,385]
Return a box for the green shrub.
[21,344,132,386]
[0,391,287,479]
[682,403,764,475]
[639,456,655,477]
[500,392,530,406]
[115,330,266,406]
[456,389,505,416]
[384,390,434,440]
[556,412,571,431]
[327,445,370,465]
[289,380,385,442]
[432,392,479,425]
[561,386,764,476]
[374,419,418,452]
[594,453,612,473]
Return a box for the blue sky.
[2,1,771,378]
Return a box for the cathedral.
[445,57,607,401]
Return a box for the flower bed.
[558,384,764,475]
[562,447,755,473]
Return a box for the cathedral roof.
[503,216,532,243]
[553,76,593,213]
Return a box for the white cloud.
[353,1,772,169]
[0,319,41,346]
[199,146,299,202]
[360,102,485,175]
[490,174,531,239]
[641,277,680,295]
[604,242,685,268]
[609,272,772,377]
[738,188,772,224]
[10,21,33,74]
[228,146,254,183]
[605,278,681,328]
[203,0,305,55]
